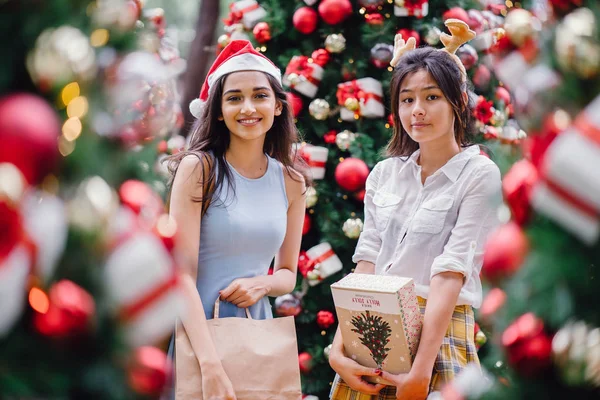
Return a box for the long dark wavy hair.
[387,47,476,158]
[167,72,307,216]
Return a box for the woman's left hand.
[220,277,269,308]
[380,370,431,400]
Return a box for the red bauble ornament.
[495,86,511,105]
[502,313,553,376]
[0,93,60,184]
[298,352,313,373]
[473,64,491,91]
[318,0,353,25]
[479,287,506,321]
[311,49,330,67]
[549,0,583,14]
[157,140,168,154]
[253,22,271,43]
[365,13,384,25]
[119,180,164,217]
[34,280,96,337]
[302,213,312,235]
[442,7,470,24]
[323,130,337,144]
[482,222,529,281]
[293,7,318,34]
[335,158,370,192]
[128,346,172,396]
[503,159,538,225]
[297,250,312,278]
[286,92,304,117]
[0,201,23,260]
[456,44,478,70]
[354,189,366,203]
[396,28,420,48]
[316,310,335,329]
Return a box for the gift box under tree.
[337,77,385,121]
[283,56,324,99]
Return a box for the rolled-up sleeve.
[430,163,502,281]
[352,162,383,264]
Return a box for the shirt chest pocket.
[372,192,402,231]
[412,196,454,234]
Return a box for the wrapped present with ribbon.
[394,0,429,18]
[305,242,343,286]
[104,232,186,346]
[530,95,600,245]
[299,144,328,180]
[283,56,324,99]
[337,77,385,121]
[223,0,267,30]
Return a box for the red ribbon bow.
[285,56,321,86]
[223,2,260,26]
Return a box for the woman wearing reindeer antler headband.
[329,20,502,400]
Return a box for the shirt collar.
[439,145,480,182]
[400,145,480,183]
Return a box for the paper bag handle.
[213,298,253,319]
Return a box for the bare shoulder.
[283,166,306,204]
[173,153,210,194]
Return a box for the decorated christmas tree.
[351,311,392,368]
[432,1,600,399]
[0,0,187,397]
[217,0,519,396]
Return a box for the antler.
[390,33,417,67]
[440,19,476,55]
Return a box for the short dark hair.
[387,47,475,158]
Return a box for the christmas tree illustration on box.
[350,311,392,368]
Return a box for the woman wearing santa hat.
[165,40,306,399]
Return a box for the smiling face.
[220,70,282,143]
[398,69,456,147]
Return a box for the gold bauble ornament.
[305,186,318,209]
[335,130,356,151]
[344,97,360,111]
[68,176,119,233]
[425,27,442,46]
[555,8,600,79]
[26,26,97,87]
[308,98,330,120]
[218,34,231,48]
[342,217,363,239]
[324,344,333,360]
[475,330,488,348]
[504,9,535,47]
[325,34,346,53]
[286,72,302,86]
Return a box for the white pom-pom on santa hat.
[189,98,205,119]
[189,40,281,119]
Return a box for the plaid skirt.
[330,297,479,400]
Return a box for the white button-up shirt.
[352,145,502,308]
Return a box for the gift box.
[331,273,422,384]
[224,0,267,30]
[283,56,324,99]
[337,78,385,121]
[104,232,186,346]
[305,242,343,286]
[530,96,600,244]
[394,0,429,18]
[300,144,328,180]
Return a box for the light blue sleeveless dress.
[163,154,288,399]
[197,154,288,319]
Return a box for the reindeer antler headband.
[390,19,476,83]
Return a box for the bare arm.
[170,155,235,399]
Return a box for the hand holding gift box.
[331,273,423,385]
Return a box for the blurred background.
[1,0,599,399]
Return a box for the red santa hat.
[189,40,282,118]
